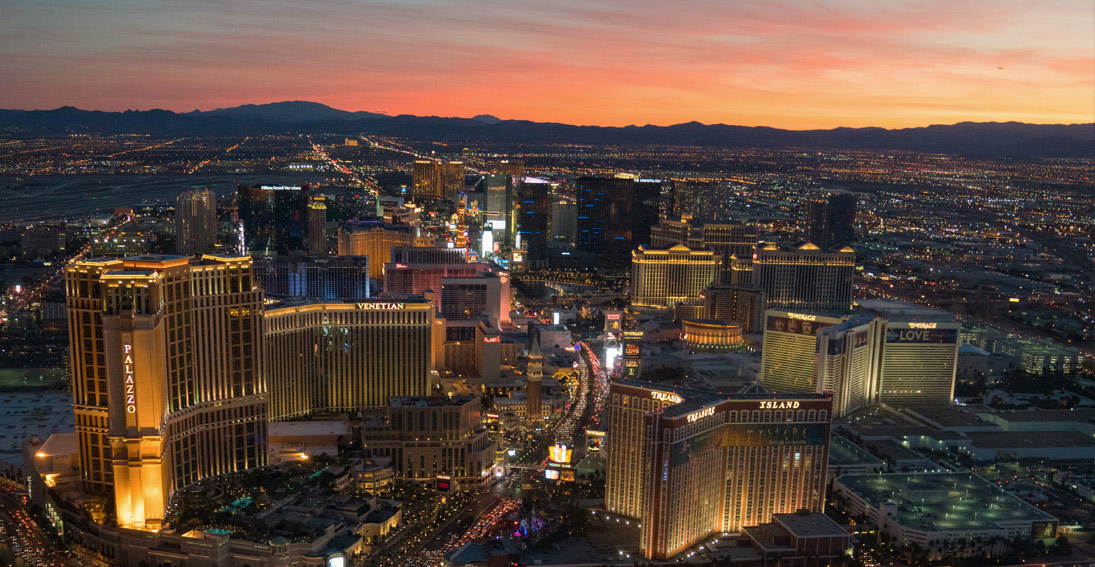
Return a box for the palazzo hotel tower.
[66,254,266,529]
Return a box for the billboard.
[767,315,833,337]
[548,442,573,465]
[885,327,958,344]
[1031,520,1057,540]
[586,429,606,453]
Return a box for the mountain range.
[1,101,1092,158]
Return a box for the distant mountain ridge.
[0,102,1091,158]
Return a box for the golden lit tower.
[526,336,543,420]
[306,196,327,255]
[605,379,831,560]
[264,300,437,420]
[66,254,267,528]
[752,242,855,313]
[630,244,721,307]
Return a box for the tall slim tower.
[516,177,551,268]
[66,254,267,528]
[175,189,217,255]
[526,336,543,420]
[307,196,327,255]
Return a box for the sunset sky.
[2,0,1092,129]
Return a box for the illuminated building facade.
[877,320,959,403]
[482,174,516,247]
[575,175,665,259]
[412,159,464,201]
[650,216,757,283]
[516,177,551,267]
[816,316,885,416]
[256,255,371,300]
[383,261,487,301]
[759,310,844,395]
[621,330,644,378]
[630,244,721,307]
[805,192,856,250]
[264,301,436,421]
[439,272,510,329]
[66,254,266,528]
[494,159,525,178]
[306,196,327,255]
[337,221,417,279]
[360,396,495,483]
[606,380,831,559]
[856,300,959,404]
[390,246,466,265]
[175,189,217,255]
[680,318,743,352]
[752,242,855,313]
[237,184,310,255]
[526,337,543,420]
[669,180,738,222]
[702,283,765,333]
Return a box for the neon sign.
[356,302,405,310]
[908,322,938,329]
[686,407,714,423]
[788,313,817,321]
[652,392,683,404]
[759,401,800,409]
[123,344,136,414]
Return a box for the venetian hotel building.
[264,300,437,420]
[66,254,266,528]
[606,379,832,559]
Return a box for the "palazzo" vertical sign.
[123,344,136,414]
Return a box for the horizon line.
[3,101,1092,132]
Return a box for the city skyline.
[3,0,1093,129]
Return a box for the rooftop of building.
[959,344,991,355]
[820,314,878,334]
[852,299,956,322]
[682,317,743,328]
[338,220,413,233]
[36,431,78,457]
[0,391,75,469]
[613,378,829,419]
[849,425,970,442]
[862,439,930,463]
[893,404,995,429]
[963,430,1095,449]
[634,243,718,255]
[389,395,477,408]
[268,421,351,437]
[837,472,1056,533]
[829,436,884,468]
[977,408,1095,423]
[774,511,851,538]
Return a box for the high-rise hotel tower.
[264,300,437,421]
[606,379,831,559]
[66,254,266,528]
